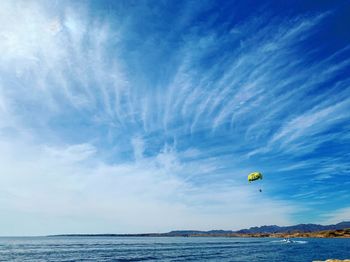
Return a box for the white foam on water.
[271,239,308,244]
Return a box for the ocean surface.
[0,236,349,261]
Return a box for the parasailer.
[248,172,263,192]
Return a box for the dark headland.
[49,221,350,238]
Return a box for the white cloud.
[0,131,296,235]
[271,98,350,147]
[321,207,350,225]
[131,136,145,161]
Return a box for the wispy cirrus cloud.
[321,206,350,225]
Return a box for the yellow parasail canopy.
[248,172,263,182]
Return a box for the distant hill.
[162,221,350,236]
[49,221,350,238]
[235,221,350,234]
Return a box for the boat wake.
[271,239,308,244]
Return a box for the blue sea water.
[0,236,349,261]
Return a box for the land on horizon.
[49,221,350,238]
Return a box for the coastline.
[49,228,350,238]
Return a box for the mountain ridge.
[166,221,350,236]
[50,221,350,237]
[235,221,350,234]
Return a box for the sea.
[0,236,349,261]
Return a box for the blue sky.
[0,0,349,235]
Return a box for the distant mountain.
[164,221,350,236]
[235,221,350,234]
[49,221,350,237]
